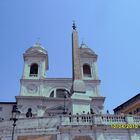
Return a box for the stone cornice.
[71,98,91,103]
[20,78,100,84]
[0,102,16,104]
[91,96,106,102]
[16,96,71,102]
[20,78,72,83]
[84,80,101,84]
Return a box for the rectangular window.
[0,107,2,111]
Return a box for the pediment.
[80,52,96,58]
[26,50,46,56]
[25,45,48,56]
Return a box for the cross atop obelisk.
[72,21,76,30]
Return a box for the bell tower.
[22,43,48,79]
[19,43,48,96]
[79,43,99,80]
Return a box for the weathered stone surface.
[18,135,57,140]
[72,30,82,80]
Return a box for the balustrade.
[60,114,140,126]
[0,114,140,130]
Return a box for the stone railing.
[60,114,140,126]
[0,114,140,131]
[133,116,140,123]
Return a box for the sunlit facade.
[0,24,140,140]
[114,93,140,116]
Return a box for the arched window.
[50,91,54,97]
[83,64,91,77]
[56,89,68,98]
[49,88,70,98]
[30,63,38,77]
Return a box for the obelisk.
[71,22,85,93]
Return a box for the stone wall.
[18,135,56,140]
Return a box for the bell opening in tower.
[29,63,38,77]
[83,64,92,77]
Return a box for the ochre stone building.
[114,93,140,116]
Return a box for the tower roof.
[79,43,97,58]
[23,43,48,70]
[25,43,48,55]
[80,43,88,48]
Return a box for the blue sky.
[0,0,140,113]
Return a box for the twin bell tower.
[19,23,105,116]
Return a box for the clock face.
[27,84,38,93]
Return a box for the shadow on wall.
[18,135,57,140]
[73,136,92,140]
[18,135,92,140]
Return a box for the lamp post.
[11,105,20,140]
[63,94,67,114]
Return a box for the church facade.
[0,24,140,140]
